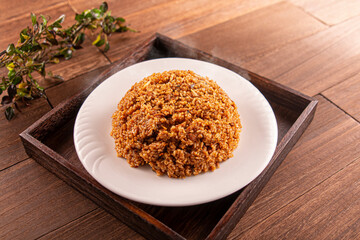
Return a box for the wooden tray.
[20,33,317,240]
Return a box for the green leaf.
[12,75,22,85]
[91,9,102,18]
[84,10,93,19]
[19,44,31,52]
[6,63,15,71]
[31,13,37,26]
[8,70,16,83]
[6,43,15,55]
[25,58,34,67]
[115,26,130,33]
[75,13,84,22]
[20,28,28,43]
[34,80,44,91]
[55,14,65,24]
[21,33,30,40]
[116,17,125,23]
[14,56,23,64]
[102,24,109,34]
[39,62,46,76]
[2,96,12,105]
[104,41,110,52]
[107,16,115,23]
[51,22,62,29]
[8,70,16,81]
[95,39,105,47]
[50,14,65,29]
[64,49,73,60]
[5,107,15,120]
[17,88,29,98]
[88,24,98,29]
[92,34,102,45]
[40,15,48,25]
[47,37,58,45]
[15,48,23,55]
[8,84,17,98]
[74,32,85,46]
[100,2,108,12]
[51,57,60,64]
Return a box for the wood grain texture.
[290,0,360,25]
[0,159,96,240]
[1,0,360,239]
[39,208,144,240]
[178,2,326,65]
[0,0,65,23]
[19,35,317,240]
[228,95,360,239]
[0,2,72,51]
[323,73,360,122]
[99,0,284,63]
[45,64,111,107]
[0,99,51,170]
[69,0,171,17]
[234,156,360,239]
[20,39,187,240]
[158,0,283,39]
[244,15,360,96]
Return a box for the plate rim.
[74,57,278,206]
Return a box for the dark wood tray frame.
[20,33,317,240]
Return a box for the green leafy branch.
[0,2,135,120]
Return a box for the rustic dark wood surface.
[1,0,359,239]
[18,35,317,240]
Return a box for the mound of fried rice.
[111,70,241,178]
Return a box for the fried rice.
[111,70,241,178]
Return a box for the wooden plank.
[0,99,51,171]
[244,15,360,96]
[18,34,317,240]
[100,0,285,63]
[0,0,65,23]
[177,2,326,65]
[233,156,360,239]
[323,73,360,122]
[227,95,360,238]
[290,0,360,25]
[0,159,96,239]
[45,64,111,107]
[39,208,144,240]
[0,2,71,51]
[68,0,171,17]
[159,0,282,39]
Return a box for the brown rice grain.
[111,70,242,178]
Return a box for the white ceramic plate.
[74,58,278,207]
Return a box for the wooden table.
[1,0,359,239]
